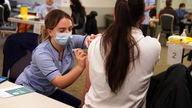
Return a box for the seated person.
[18,0,57,33]
[149,7,157,37]
[159,0,178,38]
[176,3,191,35]
[35,0,57,19]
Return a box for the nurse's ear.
[47,29,54,38]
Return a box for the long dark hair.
[102,0,145,93]
[70,0,86,16]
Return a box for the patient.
[81,0,192,108]
[81,0,161,107]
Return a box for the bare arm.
[80,59,91,108]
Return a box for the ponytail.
[39,27,49,43]
[102,0,144,93]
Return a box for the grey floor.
[0,34,191,99]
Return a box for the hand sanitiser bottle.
[181,29,187,37]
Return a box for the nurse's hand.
[85,34,98,48]
[74,48,87,70]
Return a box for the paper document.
[0,85,33,99]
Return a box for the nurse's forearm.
[51,65,84,89]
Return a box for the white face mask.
[55,32,72,46]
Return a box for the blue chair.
[2,32,38,82]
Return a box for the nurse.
[16,9,94,108]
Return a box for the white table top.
[0,81,73,108]
[167,42,192,49]
[8,17,44,25]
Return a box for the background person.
[141,0,156,36]
[36,0,58,19]
[159,0,178,38]
[70,0,86,34]
[18,0,58,33]
[149,7,157,37]
[176,3,191,35]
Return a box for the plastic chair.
[2,32,38,82]
[157,14,174,41]
[0,5,17,37]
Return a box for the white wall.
[81,0,116,7]
[61,0,116,27]
[61,0,115,7]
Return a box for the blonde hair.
[39,27,49,43]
